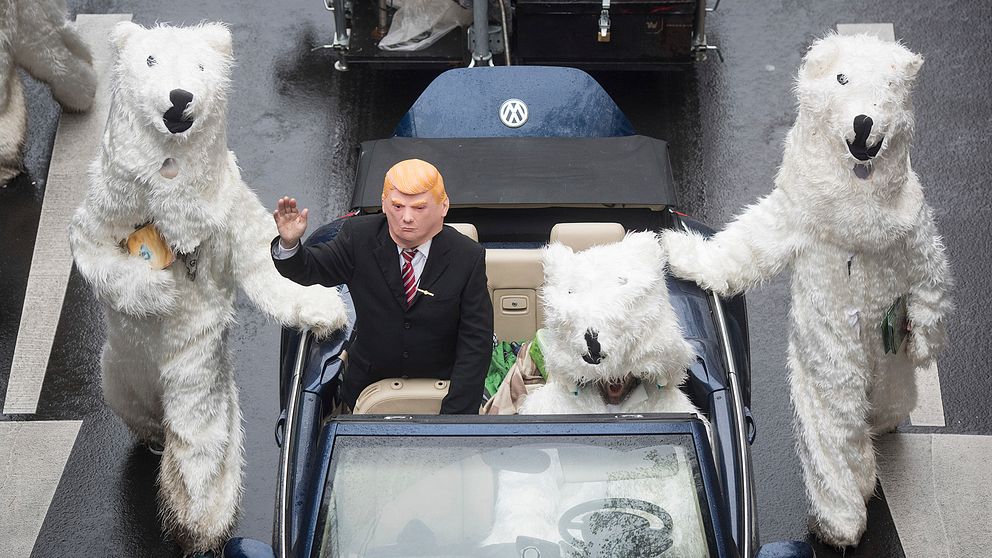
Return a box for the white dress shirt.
[273,237,432,286]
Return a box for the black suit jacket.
[272,213,493,414]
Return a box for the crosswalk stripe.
[836,23,896,42]
[3,14,133,415]
[910,361,946,427]
[0,420,83,557]
[878,434,992,558]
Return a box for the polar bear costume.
[0,0,96,184]
[662,33,952,547]
[484,232,708,556]
[68,22,346,554]
[523,232,699,416]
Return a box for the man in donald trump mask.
[272,158,494,413]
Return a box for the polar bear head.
[539,232,696,403]
[109,22,233,139]
[795,33,923,167]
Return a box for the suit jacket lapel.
[373,224,409,310]
[410,227,451,308]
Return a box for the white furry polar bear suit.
[525,232,699,416]
[68,22,347,554]
[662,34,952,548]
[485,232,708,556]
[0,0,96,184]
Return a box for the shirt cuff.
[272,239,300,260]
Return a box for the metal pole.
[470,0,492,66]
[376,0,389,40]
[497,0,511,65]
[694,0,707,45]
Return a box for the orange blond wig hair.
[382,159,448,204]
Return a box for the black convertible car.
[223,66,812,558]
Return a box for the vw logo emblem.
[499,98,529,128]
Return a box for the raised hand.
[273,196,308,249]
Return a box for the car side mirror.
[222,538,275,558]
[755,541,814,558]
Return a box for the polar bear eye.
[617,276,628,285]
[146,55,157,67]
[836,73,849,85]
[198,64,205,71]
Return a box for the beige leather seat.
[486,248,545,342]
[352,222,626,415]
[550,222,626,251]
[446,222,478,241]
[487,222,625,343]
[354,378,450,414]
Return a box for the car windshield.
[317,434,715,558]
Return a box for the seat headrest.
[549,222,625,251]
[446,222,479,242]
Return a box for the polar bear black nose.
[170,89,193,110]
[163,89,194,134]
[853,114,872,138]
[847,114,883,161]
[583,328,604,365]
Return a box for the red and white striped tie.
[401,248,418,306]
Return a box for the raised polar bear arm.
[661,188,802,296]
[228,182,347,339]
[904,205,954,365]
[10,0,96,112]
[68,210,179,316]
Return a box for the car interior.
[351,221,626,415]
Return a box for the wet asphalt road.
[1,0,990,556]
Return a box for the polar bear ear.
[541,242,574,283]
[111,21,143,54]
[199,23,233,57]
[897,49,924,82]
[799,37,840,81]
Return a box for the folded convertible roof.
[351,135,678,210]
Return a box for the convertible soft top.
[351,136,678,210]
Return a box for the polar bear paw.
[808,505,867,549]
[0,166,21,187]
[111,259,179,317]
[660,229,732,295]
[53,26,98,112]
[907,321,946,366]
[292,286,348,339]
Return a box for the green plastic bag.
[485,341,518,397]
[485,330,550,397]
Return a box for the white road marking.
[0,420,83,557]
[836,23,896,42]
[3,14,132,415]
[878,434,992,558]
[910,361,946,427]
